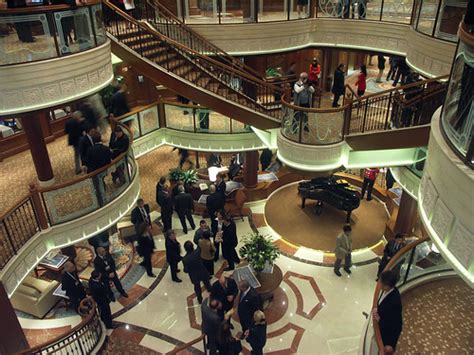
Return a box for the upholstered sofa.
[11,276,60,319]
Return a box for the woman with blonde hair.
[245,310,267,355]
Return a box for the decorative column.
[20,110,54,185]
[243,150,259,188]
[394,190,418,237]
[0,282,29,353]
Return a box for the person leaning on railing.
[293,72,315,133]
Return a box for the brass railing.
[17,297,103,355]
[166,334,207,355]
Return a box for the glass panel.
[91,3,107,45]
[380,0,414,23]
[43,178,99,225]
[138,105,160,135]
[259,0,287,22]
[301,110,344,144]
[97,155,132,205]
[435,1,467,41]
[121,113,141,138]
[184,0,219,23]
[221,0,255,23]
[165,104,196,131]
[232,119,252,133]
[441,41,474,158]
[416,0,438,36]
[281,105,300,141]
[205,111,231,132]
[317,0,343,18]
[54,7,94,55]
[0,13,56,64]
[289,0,310,19]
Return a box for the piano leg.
[302,198,306,208]
[346,210,352,224]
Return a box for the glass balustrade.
[0,1,106,65]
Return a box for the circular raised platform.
[264,183,387,252]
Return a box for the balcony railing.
[17,297,104,354]
[280,75,448,145]
[0,0,106,66]
[361,236,453,354]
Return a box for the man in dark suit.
[109,125,129,159]
[89,270,113,329]
[211,274,238,319]
[110,83,130,118]
[373,271,403,350]
[94,247,128,300]
[182,241,211,304]
[78,125,95,166]
[222,216,239,271]
[237,280,263,335]
[61,261,86,313]
[377,234,405,279]
[131,198,152,236]
[65,112,85,174]
[206,185,224,233]
[201,297,222,355]
[157,184,173,232]
[155,176,166,203]
[84,131,112,173]
[136,222,156,277]
[260,149,273,171]
[174,185,196,234]
[215,173,227,198]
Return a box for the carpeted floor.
[397,277,474,354]
[264,183,387,251]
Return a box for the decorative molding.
[388,167,421,201]
[0,41,113,115]
[0,167,141,297]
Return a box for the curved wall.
[418,109,474,287]
[0,41,113,115]
[191,19,456,78]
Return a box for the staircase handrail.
[144,0,264,80]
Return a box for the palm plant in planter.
[182,169,198,186]
[169,167,185,182]
[239,232,281,273]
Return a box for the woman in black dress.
[165,230,182,282]
[221,216,240,271]
[136,223,156,278]
[246,310,267,355]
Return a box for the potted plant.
[168,167,185,182]
[239,232,281,273]
[182,169,198,186]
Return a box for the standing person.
[201,297,222,355]
[217,322,243,354]
[109,125,130,184]
[94,247,128,300]
[165,230,182,282]
[332,64,345,107]
[212,210,226,262]
[377,234,405,279]
[206,185,225,237]
[392,58,410,87]
[131,198,152,236]
[136,223,156,278]
[182,241,211,304]
[293,72,315,132]
[174,185,196,234]
[221,216,240,271]
[237,280,263,335]
[355,64,367,97]
[65,111,85,174]
[259,149,273,171]
[373,271,403,351]
[61,261,86,313]
[83,131,112,173]
[157,183,173,232]
[78,125,95,167]
[211,274,238,320]
[172,147,193,169]
[89,270,113,329]
[110,83,130,118]
[386,56,398,81]
[215,173,227,198]
[360,167,380,201]
[208,153,222,168]
[194,219,211,245]
[334,225,352,277]
[308,58,321,88]
[376,55,386,83]
[198,231,216,276]
[245,310,267,355]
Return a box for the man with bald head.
[237,280,263,336]
[61,261,86,312]
[94,247,128,300]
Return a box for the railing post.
[342,100,352,137]
[158,100,167,128]
[29,183,49,230]
[384,91,393,130]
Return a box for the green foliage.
[239,232,281,272]
[168,168,198,185]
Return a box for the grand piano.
[298,176,361,223]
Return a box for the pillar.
[394,190,418,237]
[20,111,54,185]
[243,151,259,188]
[0,282,29,353]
